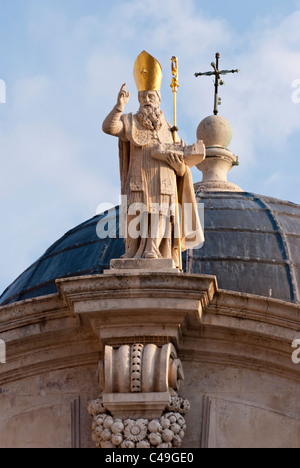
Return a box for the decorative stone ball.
[95,416,104,426]
[162,429,174,442]
[103,416,114,429]
[172,434,182,448]
[111,420,125,434]
[95,425,103,435]
[101,429,112,441]
[176,415,185,426]
[170,423,181,435]
[149,433,162,446]
[121,440,135,448]
[111,434,123,446]
[148,420,162,433]
[160,417,171,429]
[197,115,233,149]
[136,440,151,448]
[100,441,115,449]
[168,415,177,424]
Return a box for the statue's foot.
[133,252,143,259]
[144,252,159,259]
[121,252,135,259]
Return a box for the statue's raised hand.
[117,83,130,110]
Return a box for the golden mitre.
[133,50,162,92]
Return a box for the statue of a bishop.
[103,51,205,268]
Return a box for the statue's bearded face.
[137,91,163,131]
[138,91,160,110]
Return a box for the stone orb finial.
[197,115,233,149]
[195,114,242,192]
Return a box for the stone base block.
[104,258,179,275]
[102,392,171,420]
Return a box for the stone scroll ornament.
[88,343,190,449]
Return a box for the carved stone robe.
[120,112,176,214]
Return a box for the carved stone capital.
[101,342,185,420]
[88,342,190,448]
[104,343,183,393]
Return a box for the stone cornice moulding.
[0,294,71,334]
[56,273,219,350]
[207,290,300,340]
[0,276,299,385]
[0,294,100,386]
[0,351,100,387]
[180,290,300,381]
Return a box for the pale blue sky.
[1,0,300,294]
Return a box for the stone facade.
[0,271,299,448]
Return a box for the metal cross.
[195,53,239,115]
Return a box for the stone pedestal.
[57,271,217,449]
[104,258,179,275]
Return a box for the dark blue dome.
[1,191,299,306]
[189,190,300,304]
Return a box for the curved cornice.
[0,276,299,385]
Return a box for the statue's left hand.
[166,153,185,176]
